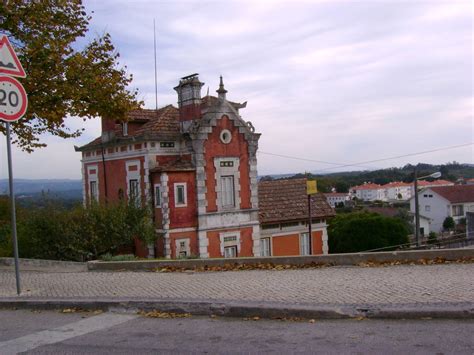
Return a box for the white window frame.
[224,246,237,258]
[90,180,98,202]
[452,204,464,217]
[154,184,162,208]
[425,205,431,212]
[260,238,271,257]
[123,122,128,136]
[129,179,140,206]
[221,175,235,208]
[87,165,99,203]
[300,233,310,256]
[174,183,187,207]
[175,238,190,258]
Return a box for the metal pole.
[6,122,21,295]
[308,194,312,255]
[414,167,420,248]
[153,19,158,110]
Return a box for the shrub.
[443,216,455,231]
[427,232,438,245]
[328,212,409,253]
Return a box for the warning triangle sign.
[0,35,26,78]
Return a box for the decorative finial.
[216,75,227,100]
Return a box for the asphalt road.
[1,309,473,354]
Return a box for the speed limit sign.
[0,76,28,122]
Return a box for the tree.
[335,181,349,193]
[443,216,455,231]
[0,1,141,151]
[328,212,409,253]
[427,232,438,245]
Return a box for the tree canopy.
[328,212,409,253]
[0,0,141,151]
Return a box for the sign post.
[306,179,317,255]
[0,35,28,295]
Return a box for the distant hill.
[260,162,474,192]
[0,179,82,196]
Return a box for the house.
[409,185,474,234]
[259,178,334,256]
[351,183,385,201]
[324,192,350,207]
[383,181,412,201]
[75,74,333,259]
[411,179,454,195]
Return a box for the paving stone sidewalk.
[0,264,473,305]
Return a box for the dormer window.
[123,123,128,136]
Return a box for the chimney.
[174,73,204,122]
[216,75,227,100]
[101,117,116,143]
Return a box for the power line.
[258,142,473,173]
[257,151,377,170]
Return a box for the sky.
[1,0,473,179]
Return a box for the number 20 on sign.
[0,76,28,122]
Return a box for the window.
[90,181,98,202]
[174,183,187,207]
[260,238,271,257]
[129,179,139,204]
[154,184,162,208]
[224,246,237,258]
[123,122,128,136]
[452,205,464,216]
[300,233,310,256]
[425,205,431,212]
[160,142,175,148]
[221,175,235,208]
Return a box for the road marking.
[0,312,137,354]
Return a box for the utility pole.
[414,166,420,247]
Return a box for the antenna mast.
[153,19,158,110]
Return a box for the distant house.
[383,181,412,201]
[351,183,385,201]
[411,179,454,195]
[409,185,474,234]
[258,178,335,256]
[324,192,350,207]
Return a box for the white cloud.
[1,0,472,179]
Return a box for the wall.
[206,227,253,258]
[410,189,449,233]
[168,171,197,229]
[203,115,251,212]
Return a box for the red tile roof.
[324,193,349,197]
[258,178,335,224]
[383,181,411,188]
[430,185,474,203]
[150,157,195,172]
[417,179,454,187]
[77,105,180,150]
[352,183,383,191]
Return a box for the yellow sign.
[306,180,317,195]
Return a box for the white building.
[351,183,385,201]
[409,185,474,234]
[324,192,350,207]
[383,182,412,201]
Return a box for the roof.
[324,192,349,197]
[417,179,454,187]
[352,183,383,191]
[383,181,411,188]
[429,185,474,203]
[258,178,335,224]
[76,105,180,151]
[150,158,195,173]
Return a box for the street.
[1,309,473,354]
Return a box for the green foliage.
[0,198,156,261]
[427,232,438,245]
[0,1,141,151]
[443,216,455,231]
[328,212,409,253]
[334,181,349,193]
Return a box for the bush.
[443,216,455,231]
[427,232,438,245]
[0,198,156,261]
[100,253,137,261]
[328,212,409,253]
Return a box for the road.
[1,310,473,354]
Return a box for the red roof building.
[76,75,334,259]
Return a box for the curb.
[1,298,473,320]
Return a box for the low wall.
[0,258,87,272]
[87,248,474,271]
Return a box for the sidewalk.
[1,263,473,319]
